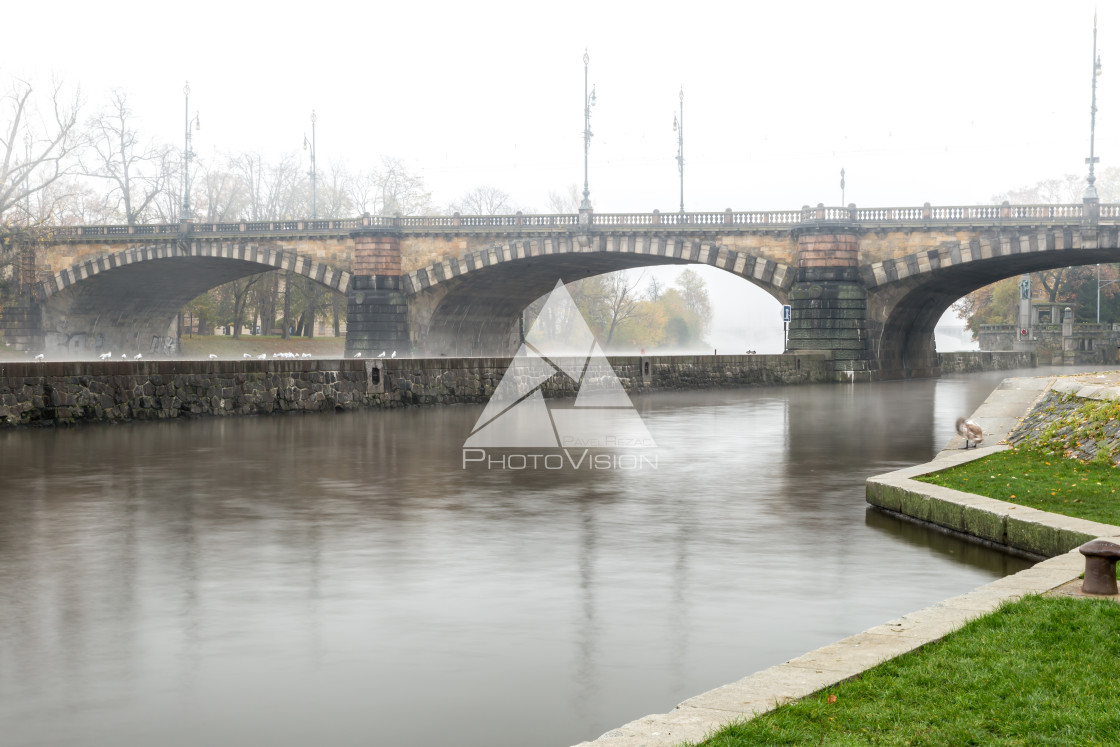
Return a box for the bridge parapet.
[36,203,1120,245]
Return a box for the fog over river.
[0,368,1053,746]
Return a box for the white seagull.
[353,352,362,358]
[208,354,218,360]
[956,417,984,449]
[377,351,386,358]
[99,352,112,360]
[121,353,127,359]
[391,351,397,358]
[134,353,142,360]
[34,353,44,361]
[243,353,253,359]
[258,353,267,360]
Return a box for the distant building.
[978,301,1120,365]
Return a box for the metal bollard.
[1079,539,1120,595]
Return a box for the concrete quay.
[576,372,1120,747]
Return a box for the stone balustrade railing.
[32,202,1120,242]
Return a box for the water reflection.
[0,368,1058,746]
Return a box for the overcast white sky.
[6,0,1115,351]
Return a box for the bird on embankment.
[956,417,984,449]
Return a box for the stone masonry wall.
[0,353,834,427]
[937,351,1036,373]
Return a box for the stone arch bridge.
[8,200,1120,378]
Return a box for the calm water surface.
[0,369,1054,746]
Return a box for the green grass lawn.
[179,334,344,359]
[915,448,1120,525]
[695,596,1120,746]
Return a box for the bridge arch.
[38,241,351,355]
[401,234,794,356]
[863,227,1120,376]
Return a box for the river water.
[0,368,1050,746]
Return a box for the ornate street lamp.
[1085,13,1103,199]
[581,49,596,211]
[303,110,318,220]
[673,88,684,213]
[181,82,200,221]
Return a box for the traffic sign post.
[782,305,791,350]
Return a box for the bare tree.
[546,184,581,213]
[234,152,304,220]
[83,90,172,224]
[374,157,433,216]
[0,77,83,225]
[198,160,246,223]
[342,158,434,217]
[316,160,354,219]
[601,271,646,346]
[451,185,511,215]
[230,273,265,339]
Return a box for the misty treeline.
[954,169,1120,333]
[536,268,713,352]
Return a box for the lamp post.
[840,168,846,205]
[580,50,596,211]
[181,82,200,222]
[1085,13,1103,199]
[303,110,317,220]
[673,88,684,214]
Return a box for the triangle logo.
[464,279,656,449]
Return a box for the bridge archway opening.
[871,247,1120,377]
[40,250,348,356]
[409,249,791,357]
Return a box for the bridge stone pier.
[347,233,410,358]
[10,200,1120,378]
[787,223,870,372]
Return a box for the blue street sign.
[782,305,791,322]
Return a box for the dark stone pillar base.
[0,302,43,353]
[345,276,411,358]
[786,267,873,372]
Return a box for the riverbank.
[575,370,1120,746]
[867,373,1120,558]
[689,595,1120,745]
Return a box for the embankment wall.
[0,353,834,427]
[937,350,1035,373]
